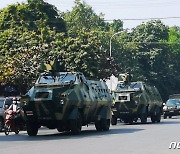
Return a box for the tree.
[63,0,107,36]
[167,27,180,95]
[0,0,67,93]
[131,20,175,100]
[0,0,66,32]
[109,19,123,33]
[51,30,109,79]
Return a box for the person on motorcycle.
[8,97,20,112]
[8,97,21,125]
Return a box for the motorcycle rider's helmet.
[12,97,18,104]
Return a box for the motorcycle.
[4,110,24,135]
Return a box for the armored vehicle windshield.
[116,82,142,91]
[38,73,76,84]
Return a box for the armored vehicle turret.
[21,72,112,136]
[111,73,163,125]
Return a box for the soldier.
[119,73,132,85]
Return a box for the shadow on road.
[119,116,180,125]
[159,120,180,125]
[0,126,144,142]
[124,121,180,126]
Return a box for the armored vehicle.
[163,94,180,119]
[111,74,163,125]
[21,72,112,136]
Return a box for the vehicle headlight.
[177,106,180,109]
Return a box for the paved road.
[0,117,180,154]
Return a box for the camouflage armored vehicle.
[111,73,163,125]
[21,71,112,136]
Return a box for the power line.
[0,16,179,23]
[109,40,180,45]
[104,16,180,21]
[0,17,179,33]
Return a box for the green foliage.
[0,0,66,32]
[131,20,169,77]
[168,27,180,54]
[109,19,123,33]
[0,0,180,101]
[0,0,66,91]
[63,0,107,36]
[129,20,179,100]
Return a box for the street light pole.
[109,31,122,91]
[109,31,122,57]
[108,30,132,91]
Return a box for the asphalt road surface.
[0,117,180,154]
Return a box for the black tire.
[101,119,110,131]
[163,115,167,119]
[57,127,62,133]
[15,129,20,134]
[124,119,133,124]
[70,113,82,134]
[151,115,156,123]
[14,126,20,134]
[156,112,161,123]
[140,110,147,124]
[169,115,172,119]
[111,116,117,125]
[151,106,161,123]
[27,122,38,136]
[134,117,138,123]
[4,124,11,135]
[0,118,4,132]
[95,120,102,131]
[95,119,110,131]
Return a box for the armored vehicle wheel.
[169,116,172,118]
[151,115,156,123]
[140,110,147,124]
[155,108,161,123]
[95,120,102,131]
[101,119,110,131]
[70,113,82,134]
[128,119,133,124]
[124,119,133,124]
[163,115,167,119]
[151,107,161,123]
[133,117,138,123]
[95,119,110,131]
[156,114,161,123]
[57,127,63,133]
[111,116,117,125]
[27,122,38,136]
[0,118,4,132]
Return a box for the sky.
[0,0,180,29]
